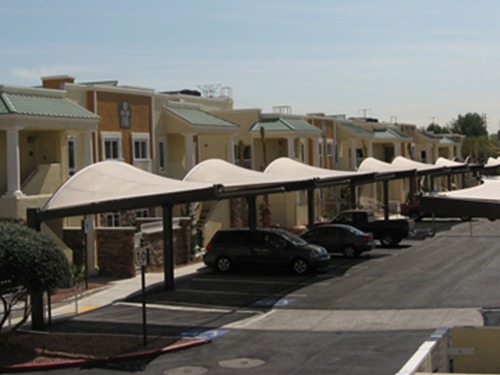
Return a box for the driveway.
[39,218,500,375]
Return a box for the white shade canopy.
[43,160,216,213]
[486,157,500,167]
[358,157,415,174]
[434,157,466,168]
[438,178,500,201]
[264,157,367,180]
[420,178,500,220]
[183,158,308,187]
[391,156,441,172]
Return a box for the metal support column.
[162,204,174,291]
[307,188,315,229]
[246,196,257,229]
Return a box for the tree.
[426,123,449,134]
[450,113,488,137]
[461,136,497,163]
[449,113,492,163]
[0,221,71,332]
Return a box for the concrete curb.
[0,337,210,373]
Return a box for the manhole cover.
[219,357,265,369]
[163,366,208,375]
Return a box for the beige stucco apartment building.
[0,74,465,276]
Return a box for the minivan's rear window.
[214,231,251,244]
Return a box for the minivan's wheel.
[292,258,309,275]
[343,245,359,258]
[379,233,395,247]
[215,256,232,272]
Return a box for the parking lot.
[40,218,500,375]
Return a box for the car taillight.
[205,242,212,252]
[361,235,371,242]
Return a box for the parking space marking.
[194,277,307,286]
[178,328,229,340]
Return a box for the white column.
[367,141,374,157]
[314,138,321,167]
[185,134,195,170]
[426,144,432,163]
[287,137,296,159]
[4,128,23,197]
[86,130,94,164]
[350,139,357,170]
[229,135,236,163]
[394,142,401,157]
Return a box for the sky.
[2,0,500,133]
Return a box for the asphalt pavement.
[8,217,500,375]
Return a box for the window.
[101,132,122,160]
[326,140,335,168]
[131,133,150,161]
[356,148,364,167]
[67,138,76,176]
[136,209,149,218]
[105,212,120,227]
[234,144,252,168]
[421,150,427,163]
[318,140,324,167]
[158,139,166,172]
[134,140,148,160]
[105,139,120,159]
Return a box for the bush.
[0,221,71,331]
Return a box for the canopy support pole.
[307,188,315,228]
[246,196,257,229]
[409,175,415,202]
[26,208,45,330]
[383,180,389,221]
[349,183,357,209]
[162,203,174,291]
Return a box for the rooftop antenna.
[197,84,221,97]
[429,116,438,125]
[358,108,371,118]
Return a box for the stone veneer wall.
[142,218,191,272]
[96,227,136,278]
[63,218,192,279]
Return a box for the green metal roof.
[0,93,99,119]
[373,128,411,140]
[338,122,373,136]
[0,96,8,114]
[251,118,321,134]
[416,129,442,140]
[440,136,457,145]
[167,106,238,128]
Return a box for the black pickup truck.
[327,209,415,247]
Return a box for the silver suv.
[203,227,330,275]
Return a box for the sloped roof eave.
[0,92,99,120]
[164,105,239,132]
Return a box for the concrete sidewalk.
[2,262,206,330]
[50,262,207,319]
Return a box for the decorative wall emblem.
[119,101,131,129]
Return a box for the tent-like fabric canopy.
[420,178,500,220]
[183,158,312,190]
[264,157,373,185]
[485,157,500,168]
[41,160,218,219]
[434,157,466,168]
[391,156,442,173]
[358,157,416,178]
